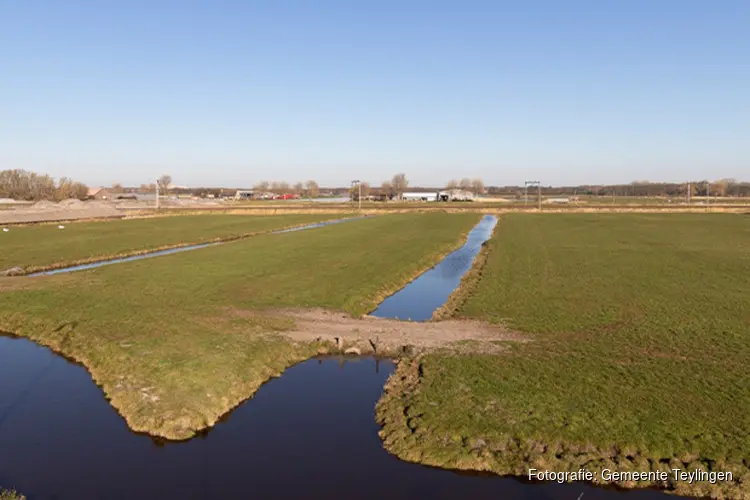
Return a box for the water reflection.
[0,336,680,499]
[371,215,498,321]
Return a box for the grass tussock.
[378,213,750,498]
[0,213,479,439]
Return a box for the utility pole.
[538,183,542,210]
[351,179,361,211]
[155,179,160,211]
[707,181,710,207]
[525,181,541,210]
[687,181,691,205]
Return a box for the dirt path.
[239,308,525,354]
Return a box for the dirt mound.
[32,200,57,209]
[59,199,86,208]
[0,200,122,224]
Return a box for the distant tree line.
[112,175,750,201]
[445,178,485,194]
[250,180,321,198]
[485,179,750,198]
[0,169,89,201]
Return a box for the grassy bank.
[0,213,345,272]
[0,490,24,500]
[0,212,480,439]
[377,213,750,498]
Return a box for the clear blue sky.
[2,1,748,188]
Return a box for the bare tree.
[157,175,172,196]
[381,181,394,200]
[0,169,84,201]
[139,183,156,193]
[471,178,485,195]
[445,179,459,189]
[55,177,75,201]
[254,181,270,192]
[459,178,472,190]
[713,178,736,197]
[71,182,89,200]
[391,173,408,198]
[305,180,320,198]
[293,182,304,195]
[349,182,371,201]
[111,182,124,193]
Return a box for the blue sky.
[1,0,748,188]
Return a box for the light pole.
[525,181,541,210]
[351,180,361,211]
[155,179,160,211]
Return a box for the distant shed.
[401,192,438,202]
[234,190,255,200]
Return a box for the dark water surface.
[371,214,498,321]
[0,337,679,499]
[28,217,361,276]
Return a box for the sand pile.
[0,200,122,224]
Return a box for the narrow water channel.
[27,217,362,277]
[0,336,680,499]
[371,214,497,321]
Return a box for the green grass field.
[377,213,750,498]
[0,213,345,272]
[0,212,480,439]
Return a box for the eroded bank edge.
[374,358,749,499]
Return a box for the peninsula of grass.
[0,212,480,440]
[0,213,346,273]
[377,213,750,498]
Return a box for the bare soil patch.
[0,200,122,224]
[231,308,525,355]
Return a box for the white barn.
[401,192,439,202]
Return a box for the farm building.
[87,188,111,200]
[439,189,475,202]
[234,190,255,200]
[399,190,475,202]
[401,192,439,202]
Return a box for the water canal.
[1,215,682,498]
[371,214,497,321]
[28,217,362,277]
[0,337,679,499]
